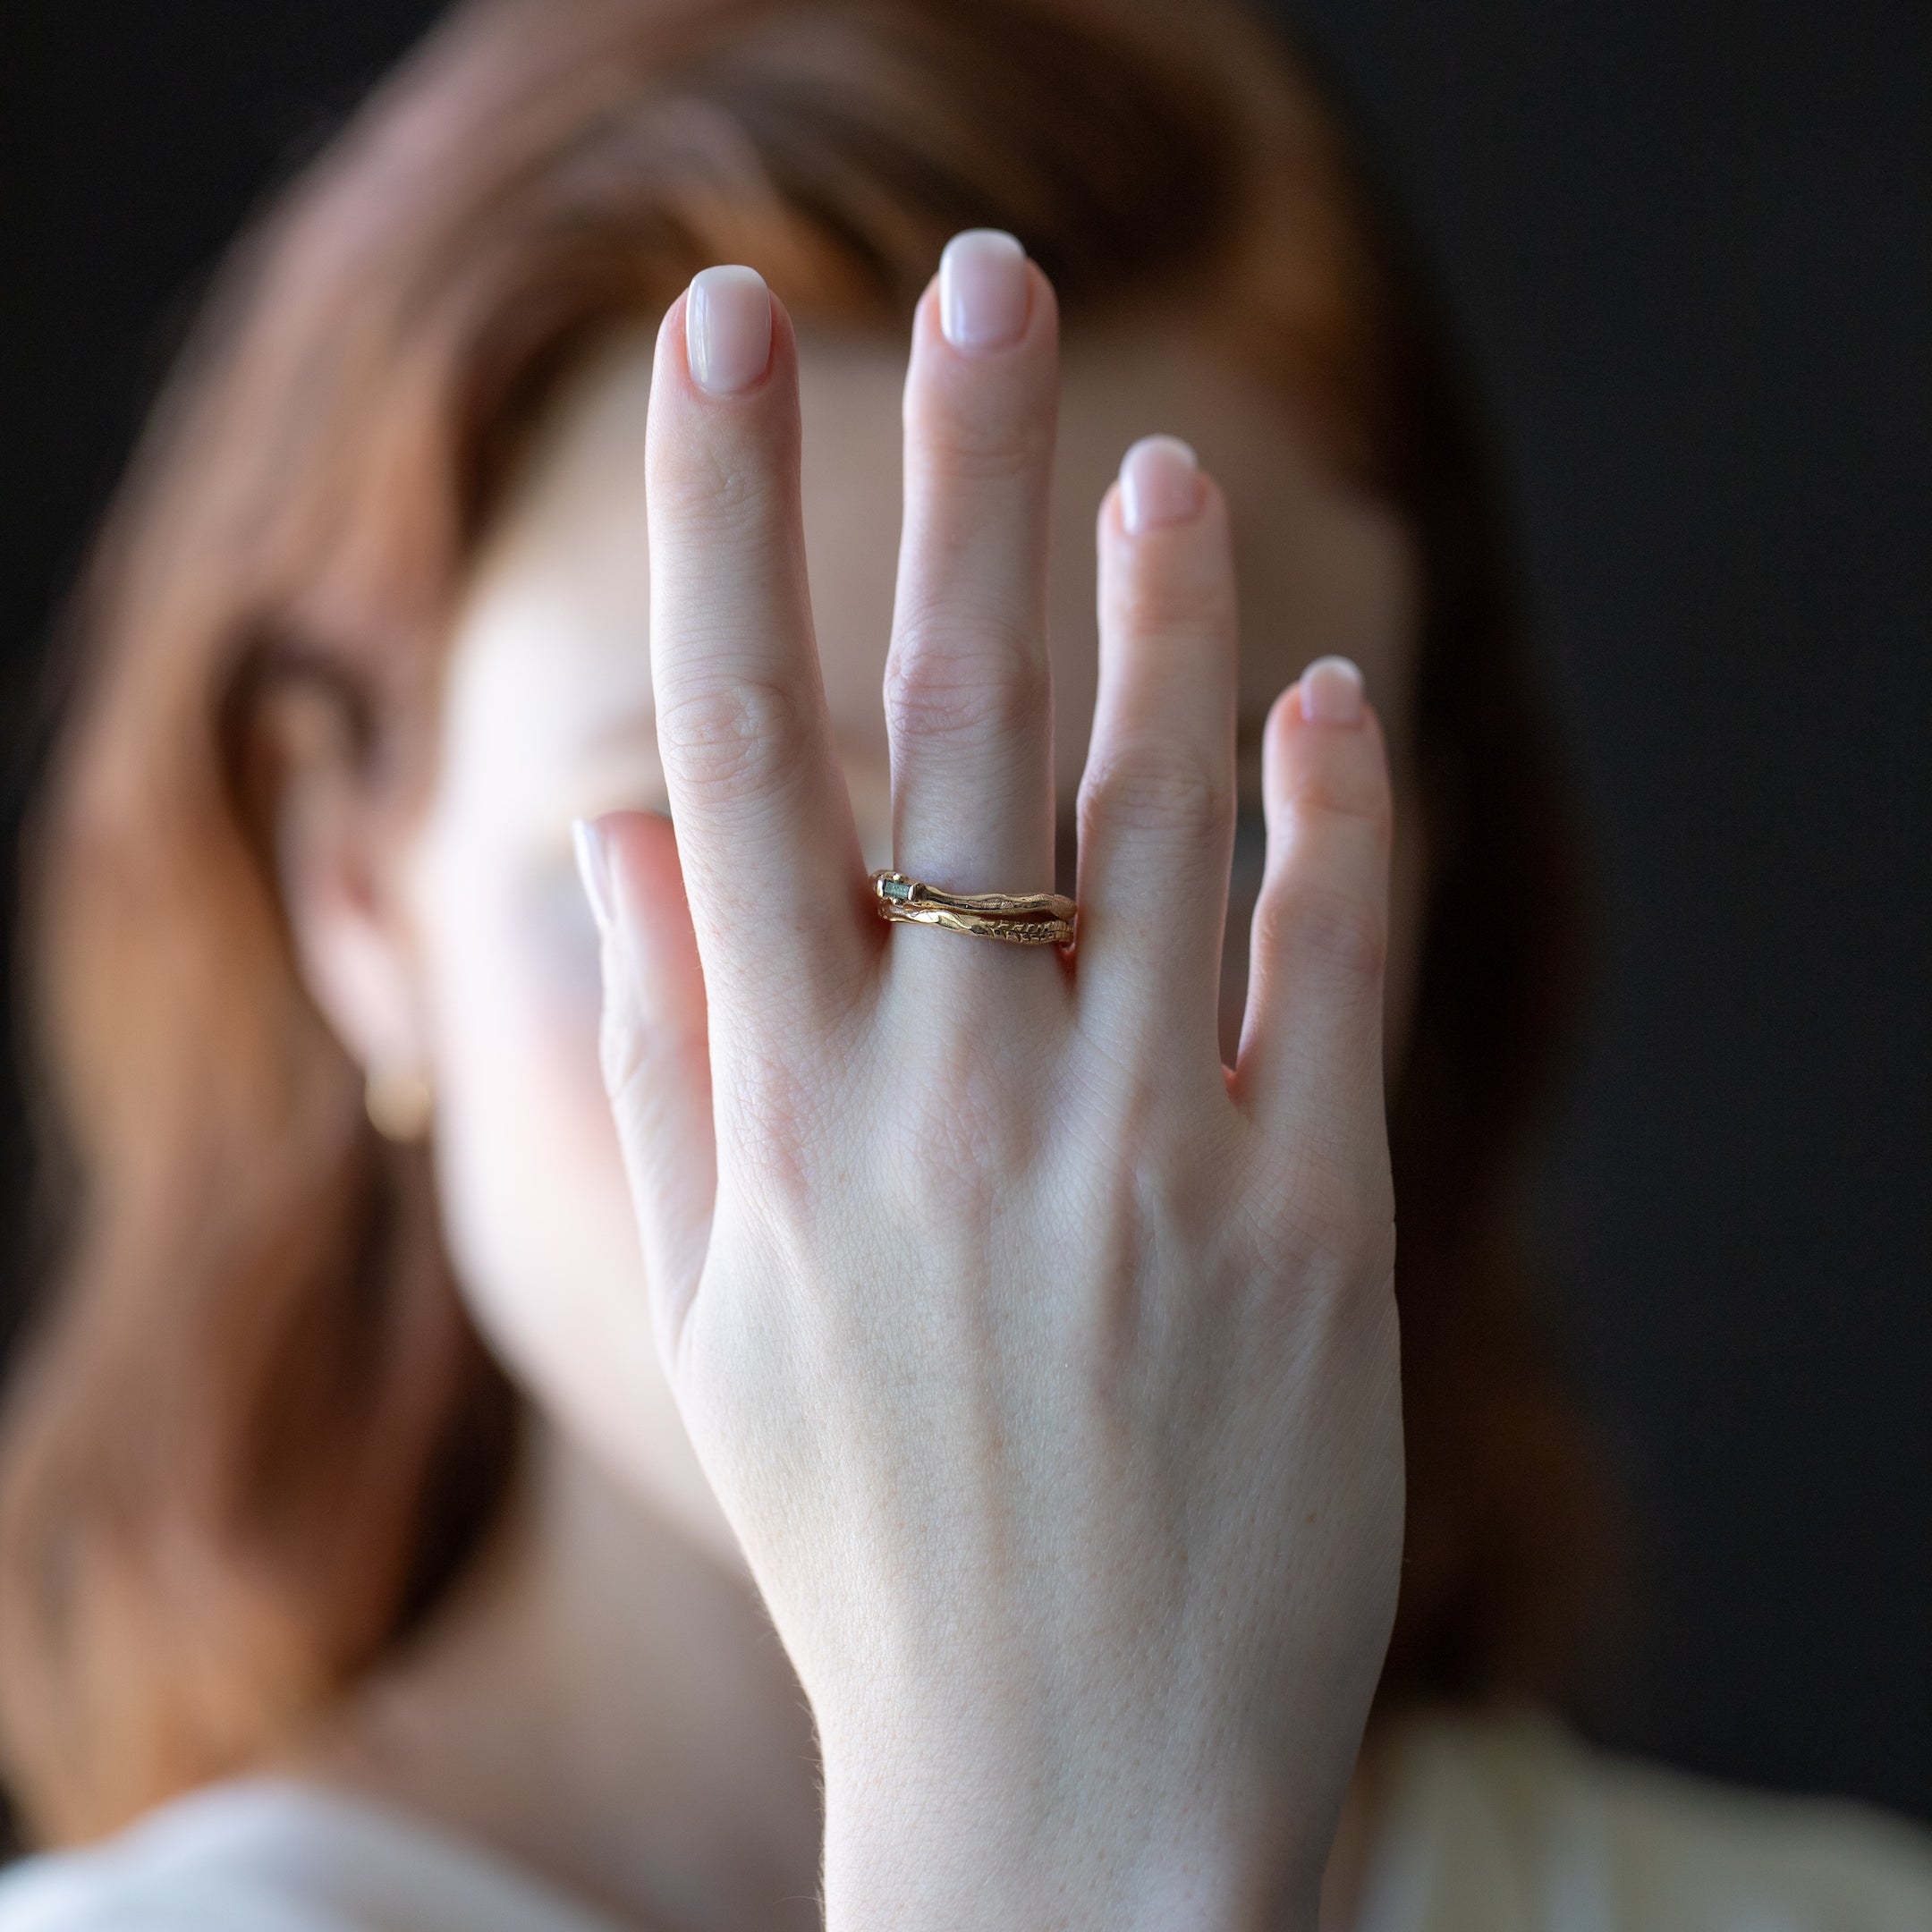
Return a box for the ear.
[264,679,428,1096]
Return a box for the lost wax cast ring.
[869,870,1078,952]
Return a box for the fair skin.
[285,236,1425,1932]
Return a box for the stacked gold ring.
[869,871,1078,952]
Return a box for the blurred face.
[397,320,1422,1559]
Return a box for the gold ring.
[870,871,1078,952]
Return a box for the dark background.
[3,0,1927,1824]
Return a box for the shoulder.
[1365,1705,1932,1932]
[0,1781,623,1932]
[0,1784,353,1932]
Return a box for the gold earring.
[365,1063,434,1143]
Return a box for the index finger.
[644,267,870,1021]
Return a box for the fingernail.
[1300,656,1365,726]
[572,817,614,936]
[687,265,772,394]
[1118,435,1200,533]
[939,229,1029,352]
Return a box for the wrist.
[818,1743,1323,1932]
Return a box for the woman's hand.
[576,238,1402,1932]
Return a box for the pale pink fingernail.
[939,229,1029,352]
[1119,435,1200,533]
[572,817,614,936]
[687,265,772,394]
[1300,656,1365,726]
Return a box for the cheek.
[429,852,616,1216]
[413,845,673,1480]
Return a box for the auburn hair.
[0,0,1616,1843]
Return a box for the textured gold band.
[869,871,1078,951]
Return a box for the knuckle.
[1284,767,1394,849]
[1079,742,1233,848]
[892,1086,1002,1228]
[1111,564,1236,648]
[652,439,788,536]
[1253,878,1388,986]
[1250,1134,1394,1284]
[883,1022,1039,1215]
[715,1035,826,1213]
[656,674,809,801]
[1311,1186,1399,1300]
[908,386,1052,485]
[899,1091,1004,1221]
[1356,1208,1399,1290]
[597,1001,652,1110]
[884,622,1050,749]
[598,1004,709,1165]
[733,1111,813,1216]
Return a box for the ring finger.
[885,231,1061,905]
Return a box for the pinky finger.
[576,809,717,1367]
[1233,657,1394,1138]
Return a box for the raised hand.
[574,233,1402,1932]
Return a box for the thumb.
[574,809,716,1368]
